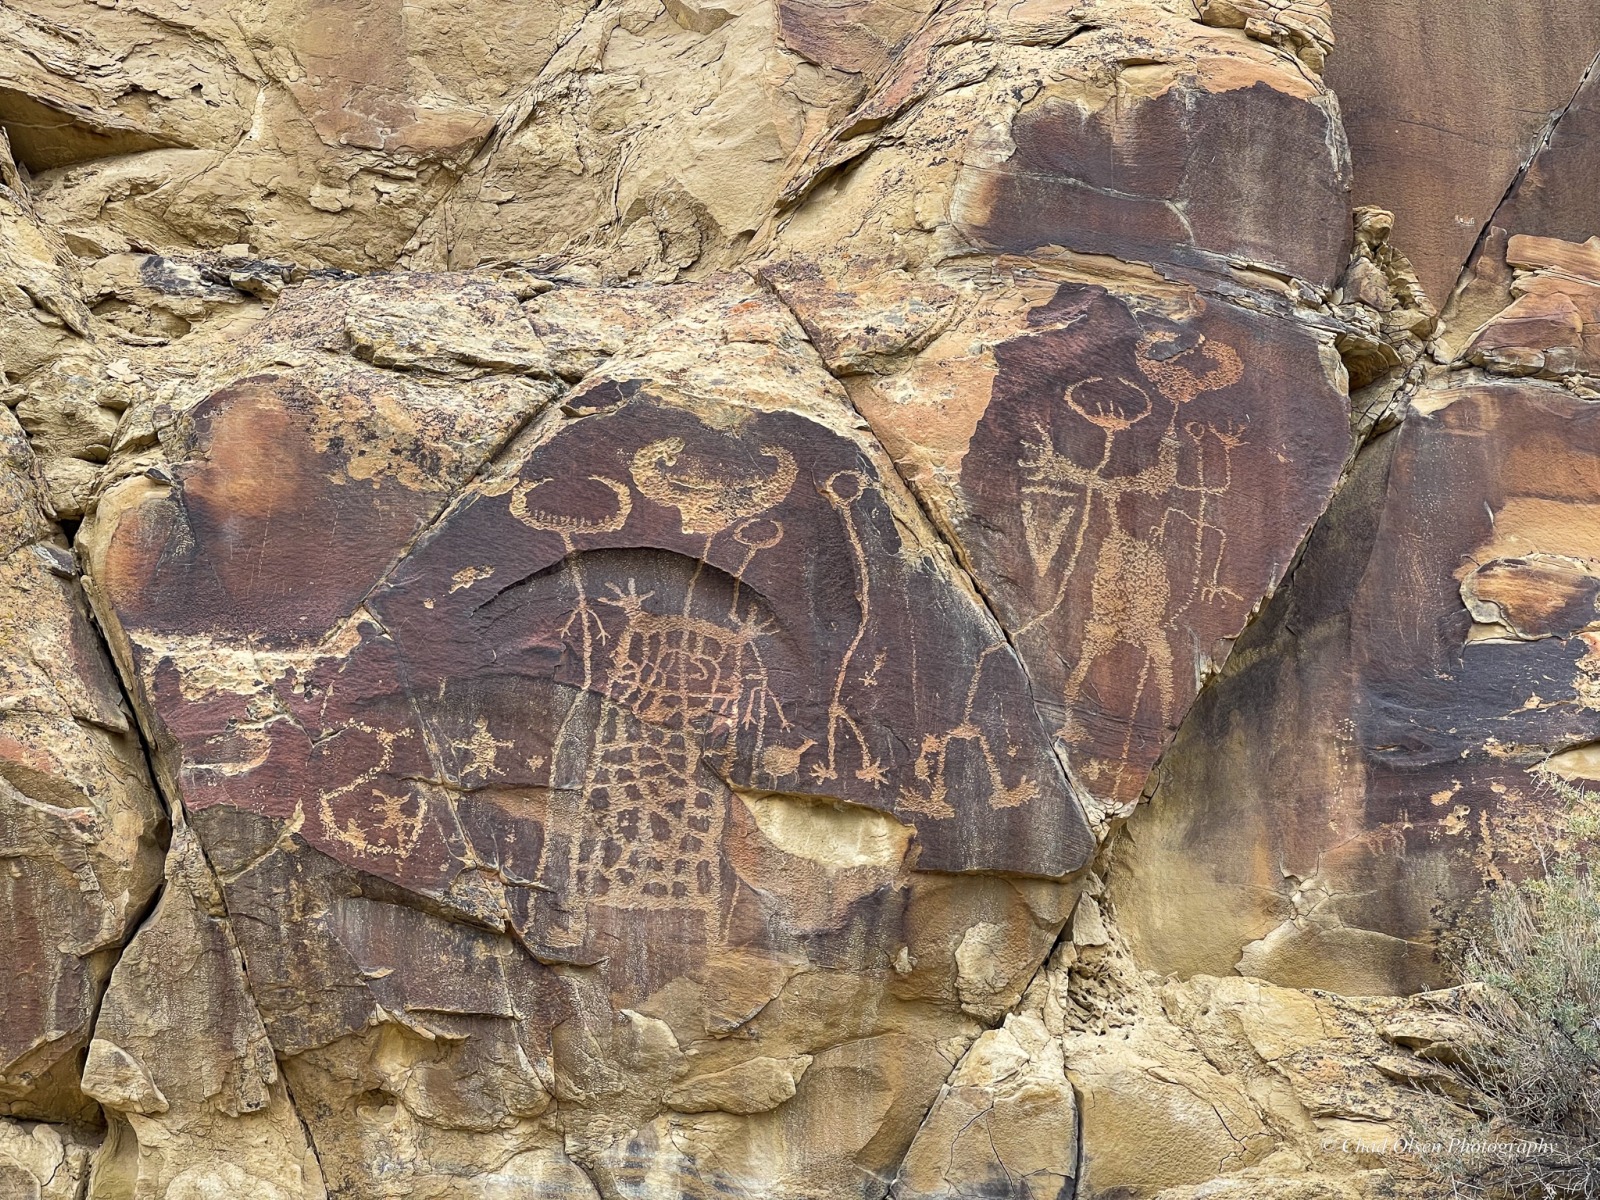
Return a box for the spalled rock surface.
[898,896,1482,1200]
[765,0,1352,289]
[1448,54,1600,340]
[0,1118,97,1199]
[1463,234,1600,379]
[408,0,871,279]
[1115,375,1600,995]
[894,1012,1077,1199]
[0,132,88,382]
[4,0,593,272]
[0,0,1593,1195]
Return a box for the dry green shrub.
[1436,864,1600,1197]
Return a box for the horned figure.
[1019,324,1245,809]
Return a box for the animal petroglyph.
[314,723,423,859]
[901,644,1043,820]
[1133,329,1242,403]
[631,438,798,536]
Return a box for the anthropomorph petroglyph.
[575,579,779,907]
[509,438,804,914]
[1017,327,1245,804]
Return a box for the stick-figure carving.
[510,474,634,700]
[509,474,639,865]
[1017,325,1245,803]
[815,470,888,789]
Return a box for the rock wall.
[1,0,1597,1196]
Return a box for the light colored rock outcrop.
[0,403,164,1127]
[901,893,1487,1200]
[4,0,591,273]
[82,829,325,1199]
[0,1118,97,1200]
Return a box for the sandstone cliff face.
[1,0,1597,1196]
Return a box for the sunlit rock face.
[3,0,1599,1194]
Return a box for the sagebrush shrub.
[1442,864,1600,1197]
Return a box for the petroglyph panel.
[86,281,1093,894]
[967,284,1347,815]
[852,280,1349,821]
[368,385,1093,916]
[82,280,1091,1192]
[1117,382,1600,993]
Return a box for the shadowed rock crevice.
[70,471,331,1194]
[0,407,165,1134]
[0,88,185,175]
